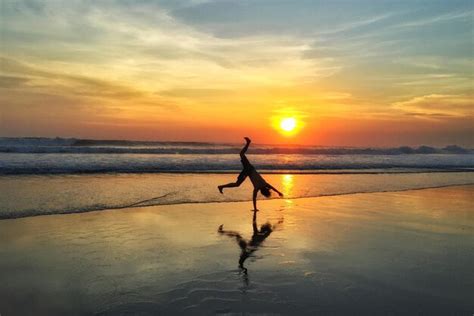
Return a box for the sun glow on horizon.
[276,116,303,137]
[280,117,297,132]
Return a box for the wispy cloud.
[393,94,474,118]
[394,11,473,28]
[0,57,145,99]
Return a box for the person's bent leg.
[218,171,247,193]
[219,182,240,190]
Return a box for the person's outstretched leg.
[218,171,246,193]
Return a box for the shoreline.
[1,183,473,221]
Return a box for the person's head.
[260,187,271,198]
[260,223,272,233]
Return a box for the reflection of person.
[218,210,282,272]
[218,137,283,211]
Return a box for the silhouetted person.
[218,210,282,272]
[218,137,283,211]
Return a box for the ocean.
[1,137,473,219]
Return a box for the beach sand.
[1,185,473,315]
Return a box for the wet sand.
[1,186,473,315]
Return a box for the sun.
[280,117,297,132]
[271,112,303,137]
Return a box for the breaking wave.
[0,137,472,155]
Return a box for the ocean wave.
[0,137,216,147]
[1,165,473,175]
[0,137,471,154]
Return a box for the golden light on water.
[281,174,294,197]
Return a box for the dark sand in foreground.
[1,186,473,315]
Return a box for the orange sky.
[1,1,473,146]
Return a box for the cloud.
[0,75,30,88]
[0,57,144,99]
[1,0,473,144]
[170,0,398,39]
[158,88,233,98]
[393,94,474,118]
[394,11,473,28]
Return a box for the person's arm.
[252,209,258,233]
[267,184,284,197]
[252,188,259,211]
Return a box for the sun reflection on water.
[281,174,294,199]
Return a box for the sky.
[0,0,473,146]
